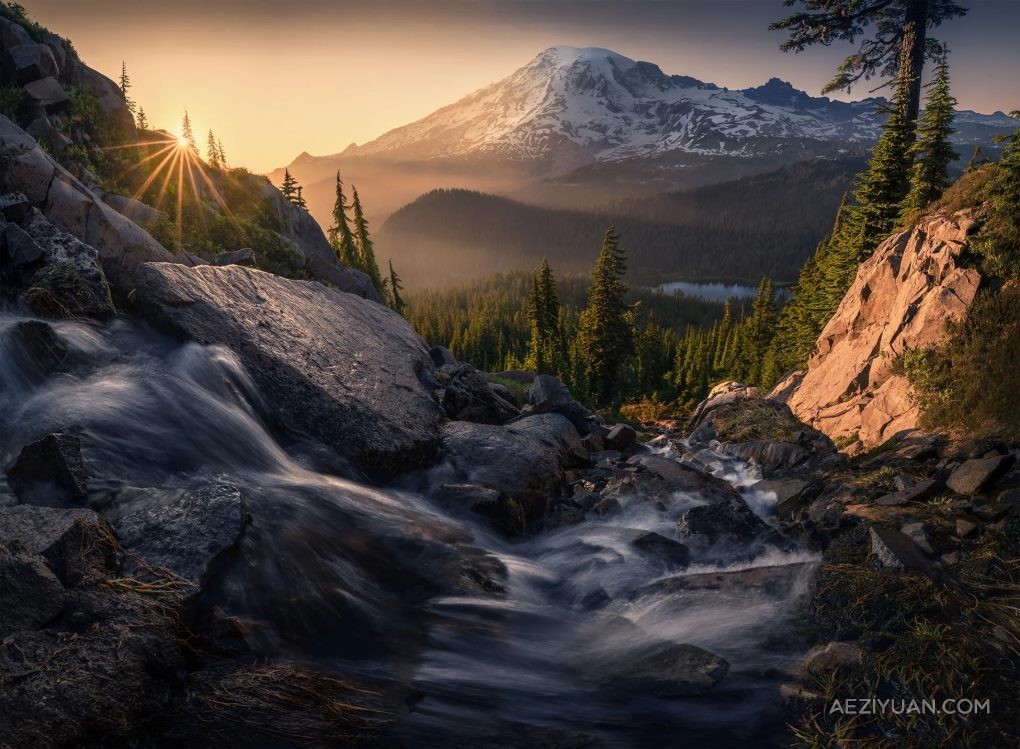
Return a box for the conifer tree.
[135,107,148,130]
[181,110,197,154]
[216,138,227,168]
[902,59,958,215]
[387,260,406,316]
[525,258,561,374]
[280,168,298,200]
[206,129,221,168]
[119,61,135,113]
[295,186,307,210]
[328,172,359,268]
[576,226,634,405]
[351,187,385,295]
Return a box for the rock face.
[773,211,982,449]
[134,262,443,479]
[0,115,175,294]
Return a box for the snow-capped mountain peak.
[341,45,1010,166]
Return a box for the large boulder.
[3,43,59,84]
[6,432,89,506]
[133,262,443,479]
[604,454,741,505]
[525,374,591,435]
[774,211,982,449]
[0,543,65,636]
[0,505,116,586]
[66,59,135,135]
[0,115,175,294]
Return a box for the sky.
[23,0,1020,173]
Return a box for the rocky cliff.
[771,210,983,450]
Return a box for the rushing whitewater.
[0,313,816,747]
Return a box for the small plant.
[0,83,26,121]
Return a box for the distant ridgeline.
[379,157,865,289]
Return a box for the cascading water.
[0,312,817,748]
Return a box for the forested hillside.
[378,157,863,289]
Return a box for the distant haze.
[22,0,1020,173]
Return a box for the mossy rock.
[24,263,115,320]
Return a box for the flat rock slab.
[947,454,1016,495]
[135,263,444,479]
[116,484,250,587]
[632,561,815,600]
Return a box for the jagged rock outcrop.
[0,114,175,294]
[772,210,982,449]
[133,262,443,479]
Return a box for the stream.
[0,312,817,748]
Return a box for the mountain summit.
[340,45,1011,166]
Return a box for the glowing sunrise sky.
[23,0,1020,174]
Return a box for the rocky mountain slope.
[771,210,983,450]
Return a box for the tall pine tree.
[328,172,359,269]
[280,168,298,200]
[181,110,197,154]
[119,61,135,113]
[206,129,221,168]
[136,107,148,130]
[576,226,633,405]
[902,58,958,216]
[351,187,385,295]
[525,258,561,374]
[387,260,406,316]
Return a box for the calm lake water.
[655,281,760,302]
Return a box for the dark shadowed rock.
[604,423,637,451]
[632,531,690,569]
[116,484,250,587]
[440,362,519,424]
[526,374,591,434]
[0,191,31,222]
[869,526,938,579]
[4,43,59,84]
[680,496,786,551]
[632,562,814,601]
[604,454,741,506]
[211,247,256,267]
[430,345,456,367]
[593,641,728,697]
[3,219,44,266]
[946,454,1016,495]
[23,76,68,112]
[793,641,865,677]
[0,505,117,586]
[7,432,88,505]
[134,263,444,479]
[0,543,65,636]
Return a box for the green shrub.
[0,83,26,121]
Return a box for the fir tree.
[216,138,227,168]
[965,145,985,172]
[206,129,221,168]
[525,258,561,374]
[576,226,634,405]
[351,187,385,295]
[280,168,298,200]
[119,61,135,113]
[387,260,406,316]
[328,172,359,268]
[902,59,958,215]
[181,110,197,154]
[295,186,307,210]
[135,106,148,130]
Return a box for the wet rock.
[595,641,729,697]
[946,454,1016,495]
[680,495,786,550]
[631,531,690,569]
[632,562,815,600]
[211,247,256,267]
[429,345,456,367]
[756,477,814,518]
[605,454,740,505]
[116,484,250,587]
[507,412,587,465]
[436,483,502,513]
[794,641,865,677]
[0,543,65,636]
[440,362,519,425]
[6,432,88,506]
[604,423,637,451]
[0,505,117,586]
[134,263,444,480]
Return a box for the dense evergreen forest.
[379,157,864,289]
